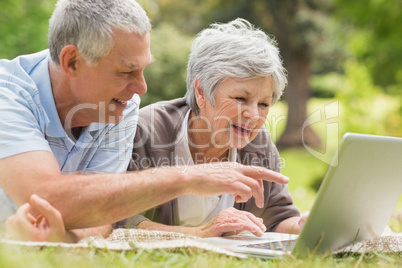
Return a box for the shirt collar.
[29,50,66,138]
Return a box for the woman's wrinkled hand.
[197,207,266,237]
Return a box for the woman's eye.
[235,97,246,102]
[259,103,269,108]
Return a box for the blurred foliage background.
[1,0,401,216]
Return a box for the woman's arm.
[137,207,267,237]
[275,212,309,234]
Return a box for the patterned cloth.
[107,228,197,243]
[338,234,402,254]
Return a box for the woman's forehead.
[215,77,273,95]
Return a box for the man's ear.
[59,45,82,78]
[194,79,206,109]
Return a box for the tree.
[0,0,55,59]
[334,0,402,137]
[335,0,402,92]
[140,23,193,107]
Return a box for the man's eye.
[235,97,246,101]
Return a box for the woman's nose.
[242,104,260,121]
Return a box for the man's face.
[69,29,153,125]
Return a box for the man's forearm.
[38,167,187,230]
[30,162,287,230]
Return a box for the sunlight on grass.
[279,148,328,213]
[1,243,401,268]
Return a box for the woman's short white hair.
[48,0,151,65]
[185,18,287,116]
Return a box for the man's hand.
[184,162,289,208]
[196,207,267,237]
[6,194,67,242]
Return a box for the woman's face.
[195,76,274,149]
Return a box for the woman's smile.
[231,123,253,137]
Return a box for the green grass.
[1,243,401,267]
[280,148,328,212]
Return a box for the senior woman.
[119,18,304,237]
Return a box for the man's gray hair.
[185,18,287,116]
[48,0,151,65]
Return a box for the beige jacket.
[119,98,299,231]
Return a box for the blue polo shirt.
[0,50,139,221]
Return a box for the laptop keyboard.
[241,239,297,252]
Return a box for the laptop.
[201,133,402,258]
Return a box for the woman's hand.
[6,194,67,242]
[275,212,310,234]
[197,207,266,237]
[298,211,309,229]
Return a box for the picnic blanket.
[0,229,244,258]
[1,228,401,258]
[335,226,402,254]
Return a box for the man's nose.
[127,73,147,95]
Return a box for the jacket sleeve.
[113,214,150,229]
[235,128,300,232]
